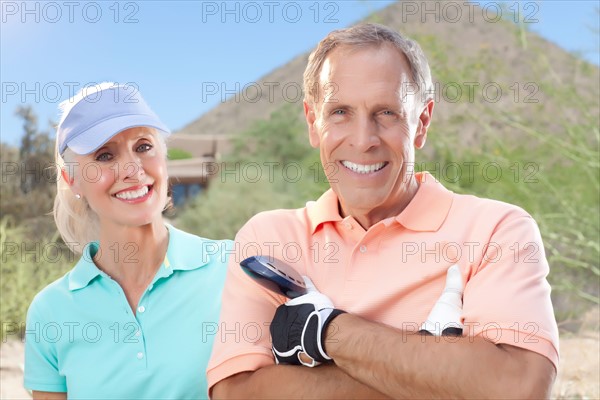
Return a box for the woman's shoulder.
[26,268,74,320]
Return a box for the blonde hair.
[53,82,170,254]
[53,148,100,255]
[303,23,434,107]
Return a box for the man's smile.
[340,160,388,174]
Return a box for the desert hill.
[175,1,599,154]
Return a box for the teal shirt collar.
[68,224,210,291]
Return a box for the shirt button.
[137,352,144,359]
[138,306,146,313]
[135,330,141,337]
[344,222,352,230]
[359,245,367,253]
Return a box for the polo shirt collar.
[163,223,211,271]
[307,189,344,233]
[395,172,454,231]
[68,242,102,291]
[68,224,209,291]
[306,172,453,233]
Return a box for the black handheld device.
[240,255,307,298]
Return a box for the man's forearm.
[212,363,390,399]
[325,313,555,399]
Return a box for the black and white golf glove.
[270,277,345,367]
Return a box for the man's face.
[305,44,433,223]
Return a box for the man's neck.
[340,177,420,230]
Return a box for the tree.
[1,106,57,229]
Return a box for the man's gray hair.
[303,23,434,106]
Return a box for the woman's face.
[67,127,168,229]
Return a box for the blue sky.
[1,0,598,147]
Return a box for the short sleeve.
[462,214,559,370]
[206,217,286,393]
[24,296,67,393]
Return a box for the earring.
[75,194,81,199]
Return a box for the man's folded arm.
[323,313,556,399]
[211,364,389,399]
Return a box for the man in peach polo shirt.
[208,23,558,398]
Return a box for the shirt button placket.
[136,306,146,366]
[136,297,148,367]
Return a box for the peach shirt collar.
[307,172,454,233]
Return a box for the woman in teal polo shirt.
[24,82,231,399]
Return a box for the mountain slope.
[176,0,599,152]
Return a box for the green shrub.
[1,218,73,342]
[177,104,329,240]
[167,148,194,160]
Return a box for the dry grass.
[553,332,600,399]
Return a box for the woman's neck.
[93,220,169,287]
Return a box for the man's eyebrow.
[371,102,403,110]
[322,102,351,110]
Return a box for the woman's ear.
[61,168,74,186]
[61,167,81,196]
[62,168,83,199]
